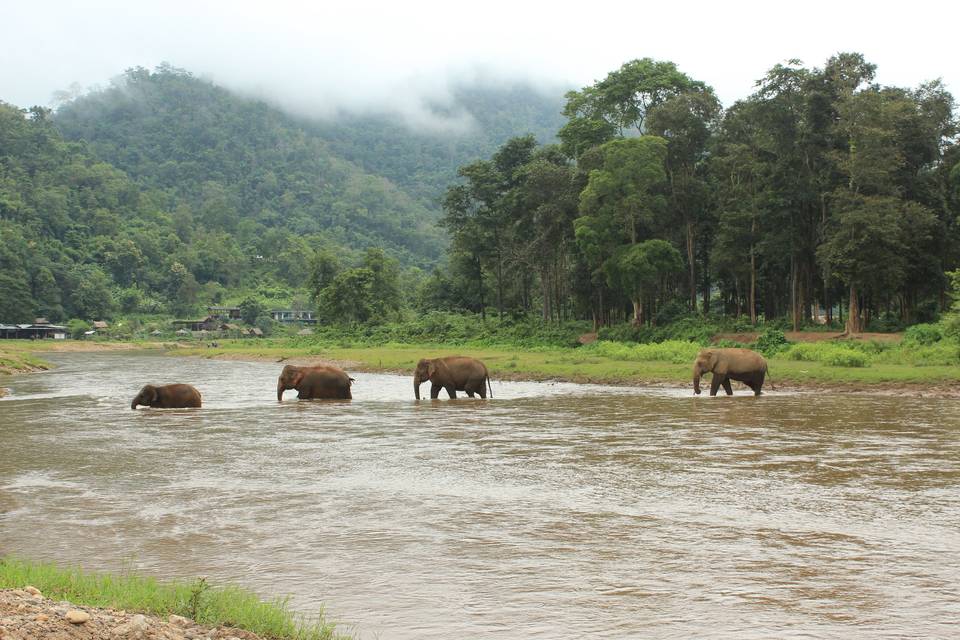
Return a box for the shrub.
[586,340,701,364]
[903,323,943,346]
[753,329,789,356]
[784,343,871,367]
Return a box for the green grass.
[176,338,960,388]
[0,557,347,640]
[0,343,52,373]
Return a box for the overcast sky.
[2,0,957,131]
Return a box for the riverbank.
[0,557,344,640]
[174,340,960,397]
[0,340,165,374]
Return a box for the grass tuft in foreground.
[0,557,347,640]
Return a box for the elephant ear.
[427,360,437,379]
[291,370,306,387]
[145,385,158,402]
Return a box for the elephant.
[131,383,202,409]
[277,364,353,401]
[414,356,492,399]
[692,347,768,396]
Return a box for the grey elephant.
[131,383,202,409]
[414,356,492,399]
[277,364,353,401]
[692,347,768,396]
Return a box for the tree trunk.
[846,283,861,335]
[749,242,757,326]
[686,221,696,312]
[631,290,644,326]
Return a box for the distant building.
[92,320,109,332]
[269,309,317,324]
[0,322,67,339]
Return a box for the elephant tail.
[487,374,493,399]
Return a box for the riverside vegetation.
[2,53,959,345]
[0,556,345,639]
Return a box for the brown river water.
[2,351,959,639]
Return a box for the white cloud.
[2,0,957,130]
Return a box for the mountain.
[55,66,567,262]
[0,64,568,322]
[310,82,567,207]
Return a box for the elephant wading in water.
[277,364,353,401]
[131,383,202,409]
[692,348,769,396]
[414,356,492,399]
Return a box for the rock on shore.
[0,588,264,639]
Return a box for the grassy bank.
[174,338,960,390]
[0,557,345,639]
[0,342,53,374]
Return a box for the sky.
[2,0,957,131]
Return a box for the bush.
[903,323,943,346]
[586,340,701,364]
[784,343,871,367]
[753,329,789,356]
[67,319,90,340]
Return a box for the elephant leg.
[446,385,457,399]
[755,371,765,395]
[430,383,442,399]
[466,390,476,398]
[710,376,722,396]
[722,378,734,395]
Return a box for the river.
[1,351,959,639]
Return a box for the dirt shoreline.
[0,588,263,640]
[192,351,960,398]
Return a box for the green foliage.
[584,340,701,364]
[315,249,401,324]
[902,323,943,346]
[239,297,266,326]
[784,343,871,367]
[0,557,343,640]
[754,329,789,356]
[67,319,91,339]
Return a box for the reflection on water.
[2,352,960,639]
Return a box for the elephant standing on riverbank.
[277,364,353,400]
[414,356,492,399]
[131,383,202,409]
[692,348,768,396]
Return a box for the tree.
[604,240,683,325]
[239,297,266,326]
[67,264,116,320]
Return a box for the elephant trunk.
[277,379,286,402]
[413,373,421,400]
[693,365,702,395]
[131,398,139,410]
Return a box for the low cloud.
[2,0,957,133]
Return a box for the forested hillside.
[54,65,446,266]
[0,65,565,324]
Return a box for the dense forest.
[1,54,958,336]
[0,65,562,323]
[436,54,960,335]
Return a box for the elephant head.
[692,350,718,395]
[413,358,435,400]
[277,365,305,401]
[132,384,158,409]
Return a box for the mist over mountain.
[53,66,565,263]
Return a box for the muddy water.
[1,352,959,639]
